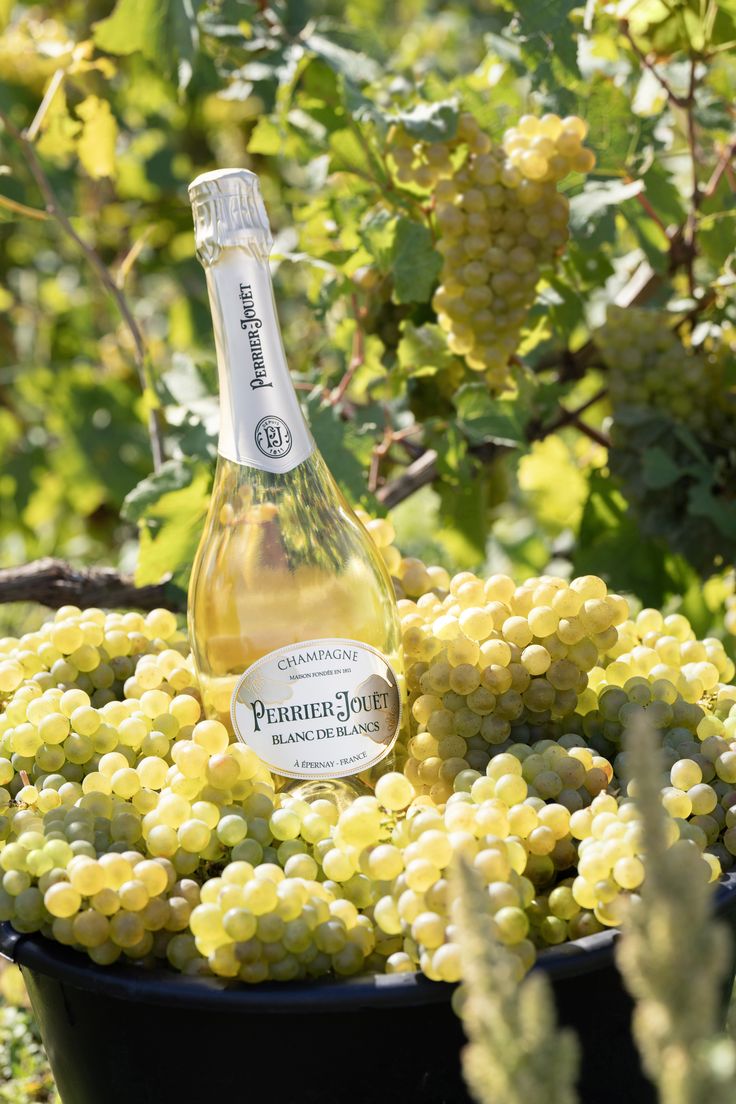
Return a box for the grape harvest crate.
[3,873,736,1104]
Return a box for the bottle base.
[281,776,371,811]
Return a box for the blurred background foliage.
[0,2,734,1097]
[0,0,734,642]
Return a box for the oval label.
[231,638,402,780]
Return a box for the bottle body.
[188,451,403,743]
[187,169,404,792]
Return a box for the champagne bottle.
[187,168,404,802]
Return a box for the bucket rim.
[2,870,734,1009]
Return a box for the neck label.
[208,249,314,473]
[231,638,402,780]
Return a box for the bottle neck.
[205,247,314,474]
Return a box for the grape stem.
[0,559,185,612]
[683,59,701,296]
[618,21,687,108]
[702,137,736,202]
[0,105,166,473]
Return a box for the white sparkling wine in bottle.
[187,168,404,803]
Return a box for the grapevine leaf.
[640,162,687,226]
[620,198,670,271]
[391,220,441,304]
[574,470,680,603]
[305,397,376,506]
[688,483,736,540]
[437,474,487,563]
[454,384,527,446]
[122,459,202,523]
[359,209,397,273]
[390,100,460,143]
[248,118,283,155]
[641,446,686,489]
[433,423,468,478]
[569,180,644,235]
[45,374,148,512]
[302,33,380,84]
[328,127,376,178]
[158,353,217,406]
[93,0,202,89]
[75,96,117,180]
[580,79,641,176]
[35,88,81,162]
[397,322,458,379]
[518,437,589,534]
[626,0,736,55]
[512,0,581,78]
[133,464,212,588]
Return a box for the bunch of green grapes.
[394,569,628,799]
[1,564,736,987]
[386,112,595,389]
[596,307,731,435]
[594,309,736,575]
[0,605,191,707]
[595,605,735,705]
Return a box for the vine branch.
[376,390,609,508]
[330,294,365,405]
[702,137,736,201]
[0,105,165,472]
[619,20,686,107]
[0,559,184,612]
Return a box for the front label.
[231,639,402,780]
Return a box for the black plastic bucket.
[3,872,736,1104]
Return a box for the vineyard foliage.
[1,0,735,634]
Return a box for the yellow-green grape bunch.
[0,605,189,707]
[0,582,733,987]
[396,570,628,799]
[596,307,731,435]
[387,112,595,389]
[596,605,736,706]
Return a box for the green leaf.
[437,474,487,564]
[390,100,459,143]
[305,397,375,506]
[397,321,457,379]
[302,33,380,84]
[134,465,212,588]
[35,88,81,162]
[328,127,377,178]
[433,423,468,478]
[688,482,736,539]
[512,0,581,78]
[569,180,644,235]
[248,117,283,155]
[159,353,216,406]
[359,209,396,273]
[574,470,681,604]
[518,436,589,535]
[75,96,117,180]
[391,219,441,304]
[641,446,686,489]
[454,384,527,446]
[93,0,201,89]
[122,459,201,523]
[580,79,641,176]
[626,0,736,55]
